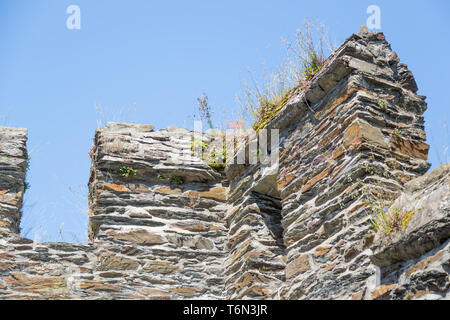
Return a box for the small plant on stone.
[302,50,324,81]
[190,140,208,157]
[197,93,214,131]
[117,166,138,178]
[168,174,184,185]
[207,147,227,171]
[393,128,403,138]
[363,188,419,234]
[238,20,333,132]
[378,99,388,111]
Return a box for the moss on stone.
[252,86,299,133]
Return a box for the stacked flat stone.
[0,127,28,235]
[0,29,449,300]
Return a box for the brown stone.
[139,288,171,299]
[332,146,344,160]
[279,149,288,164]
[0,262,13,272]
[347,202,368,217]
[79,280,122,292]
[344,121,388,150]
[234,272,271,290]
[323,262,337,273]
[0,253,14,260]
[249,285,271,297]
[281,193,296,204]
[107,229,165,245]
[0,220,11,228]
[98,272,123,278]
[390,136,429,160]
[0,189,9,195]
[344,244,360,261]
[243,251,262,261]
[3,273,67,295]
[104,183,128,192]
[330,165,345,181]
[315,246,331,257]
[277,173,295,191]
[155,186,182,195]
[185,187,226,201]
[128,210,152,218]
[313,120,331,136]
[315,86,357,120]
[301,168,329,193]
[371,284,396,300]
[171,221,223,232]
[286,255,310,280]
[230,239,253,263]
[15,245,33,251]
[352,290,364,300]
[97,254,140,271]
[127,183,150,193]
[363,233,375,249]
[197,187,227,201]
[229,229,251,249]
[335,240,345,248]
[169,287,199,297]
[142,260,178,274]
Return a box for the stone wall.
[0,127,28,235]
[0,29,448,300]
[87,123,229,299]
[370,163,450,300]
[272,29,431,300]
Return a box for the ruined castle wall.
[224,163,285,299]
[274,31,431,300]
[0,30,448,300]
[0,127,28,235]
[275,31,431,300]
[370,163,450,300]
[224,30,434,300]
[0,127,98,299]
[87,123,229,299]
[1,124,230,299]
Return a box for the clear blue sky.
[1,0,449,243]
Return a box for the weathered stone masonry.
[0,29,449,299]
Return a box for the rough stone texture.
[224,163,285,299]
[369,164,450,300]
[1,29,448,300]
[1,124,229,299]
[86,123,229,299]
[259,30,431,300]
[0,127,28,235]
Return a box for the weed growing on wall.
[237,20,333,131]
[207,146,227,171]
[117,166,138,178]
[197,93,215,131]
[363,187,419,234]
[195,21,333,134]
[190,140,208,156]
[168,174,184,185]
